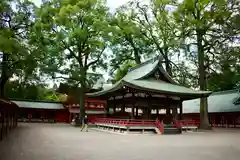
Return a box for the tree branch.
[86,47,106,68]
[52,75,80,82]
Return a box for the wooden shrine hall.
[87,56,211,134]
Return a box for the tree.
[0,0,38,98]
[5,80,63,101]
[33,0,110,123]
[174,0,240,129]
[111,62,136,83]
[128,0,180,76]
[207,46,240,91]
[108,4,154,74]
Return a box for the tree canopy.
[0,0,239,127]
[32,0,111,121]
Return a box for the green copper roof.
[12,100,64,110]
[183,89,240,113]
[125,79,210,96]
[87,56,211,98]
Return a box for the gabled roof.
[12,100,65,110]
[87,56,211,99]
[183,89,240,113]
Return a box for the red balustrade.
[155,120,164,134]
[174,120,200,127]
[173,120,183,129]
[93,117,165,134]
[93,118,156,126]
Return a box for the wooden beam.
[110,97,180,106]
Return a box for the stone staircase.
[163,124,182,134]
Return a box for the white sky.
[31,0,131,11]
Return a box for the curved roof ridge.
[128,56,160,72]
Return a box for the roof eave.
[86,81,124,97]
[122,80,212,98]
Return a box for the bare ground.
[1,123,240,160]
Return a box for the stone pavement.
[1,123,240,160]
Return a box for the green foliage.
[207,47,240,91]
[109,5,154,72]
[111,62,136,83]
[127,0,180,75]
[5,80,62,101]
[33,0,110,89]
[33,0,112,120]
[173,0,240,90]
[173,0,240,128]
[0,0,40,97]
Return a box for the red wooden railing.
[174,120,200,127]
[173,120,183,129]
[155,120,164,134]
[93,118,156,126]
[92,117,165,134]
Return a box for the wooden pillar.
[105,100,109,117]
[131,107,134,119]
[113,96,116,114]
[121,95,125,112]
[148,95,152,119]
[156,108,159,119]
[179,101,183,120]
[136,107,138,117]
[69,112,72,123]
[166,98,171,116]
[172,105,177,120]
[131,93,135,119]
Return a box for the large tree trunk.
[133,51,141,65]
[163,46,172,76]
[78,89,85,126]
[0,53,10,98]
[77,69,87,126]
[127,36,141,64]
[197,31,210,129]
[0,77,8,98]
[164,56,172,76]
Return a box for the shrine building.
[87,56,211,134]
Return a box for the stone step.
[164,128,182,134]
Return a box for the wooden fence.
[0,99,19,141]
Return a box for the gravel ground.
[1,123,240,160]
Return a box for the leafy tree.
[0,0,38,98]
[33,0,110,122]
[109,5,154,73]
[111,62,136,83]
[5,80,62,101]
[174,0,240,129]
[128,0,180,76]
[207,46,240,91]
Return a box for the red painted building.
[183,89,240,127]
[14,97,106,123]
[15,100,69,123]
[62,95,106,122]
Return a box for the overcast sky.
[31,0,131,11]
